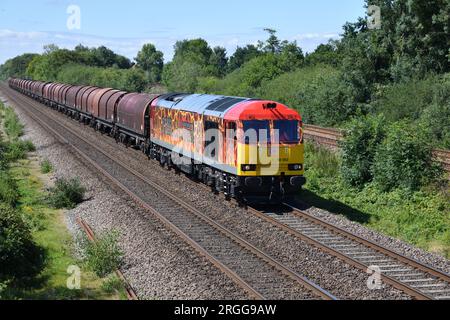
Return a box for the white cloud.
[0,29,47,40]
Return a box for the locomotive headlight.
[289,164,303,171]
[241,164,257,172]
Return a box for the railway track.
[0,84,337,300]
[303,125,450,172]
[247,203,450,300]
[77,218,139,300]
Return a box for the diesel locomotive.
[8,78,306,203]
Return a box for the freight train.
[8,78,306,203]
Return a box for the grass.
[3,159,127,300]
[3,105,24,140]
[40,159,53,174]
[82,230,124,278]
[302,143,450,258]
[48,178,86,209]
[0,105,127,300]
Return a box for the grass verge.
[0,103,127,300]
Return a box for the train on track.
[8,78,306,203]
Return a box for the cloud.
[0,29,47,40]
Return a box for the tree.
[162,38,215,91]
[209,46,228,77]
[173,38,213,66]
[305,42,341,66]
[135,43,164,83]
[258,28,282,53]
[0,53,38,79]
[228,45,261,72]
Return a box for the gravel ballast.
[3,88,449,300]
[2,93,248,300]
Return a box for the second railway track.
[0,83,336,300]
[248,203,450,300]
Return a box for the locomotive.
[8,78,306,203]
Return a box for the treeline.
[0,0,448,150]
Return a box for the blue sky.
[0,0,366,64]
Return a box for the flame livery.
[9,78,306,203]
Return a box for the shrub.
[304,143,340,178]
[372,122,442,192]
[0,203,43,280]
[0,171,19,207]
[418,101,450,149]
[257,65,359,127]
[48,178,85,209]
[0,281,9,299]
[3,108,23,140]
[40,159,53,174]
[371,74,450,123]
[5,140,35,161]
[101,275,124,294]
[340,115,386,187]
[83,231,123,278]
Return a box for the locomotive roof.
[155,93,253,118]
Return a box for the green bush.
[48,178,86,209]
[3,108,23,140]
[418,101,450,149]
[0,171,19,207]
[304,143,340,178]
[371,74,450,123]
[40,159,53,174]
[56,64,147,92]
[83,231,123,278]
[340,115,386,187]
[372,122,442,192]
[257,65,359,127]
[101,275,124,294]
[0,203,43,280]
[4,140,35,162]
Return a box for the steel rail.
[76,218,139,300]
[245,202,450,300]
[2,84,337,301]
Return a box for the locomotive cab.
[224,100,306,203]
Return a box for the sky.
[0,0,366,64]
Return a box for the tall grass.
[3,107,24,140]
[304,143,340,178]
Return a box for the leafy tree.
[173,38,213,66]
[305,42,341,66]
[163,60,207,92]
[135,43,164,83]
[0,203,43,280]
[92,46,131,69]
[123,68,147,92]
[372,122,441,191]
[228,45,261,72]
[209,46,228,77]
[162,38,214,91]
[258,28,282,53]
[340,115,386,187]
[0,53,38,79]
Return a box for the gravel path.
[2,93,248,300]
